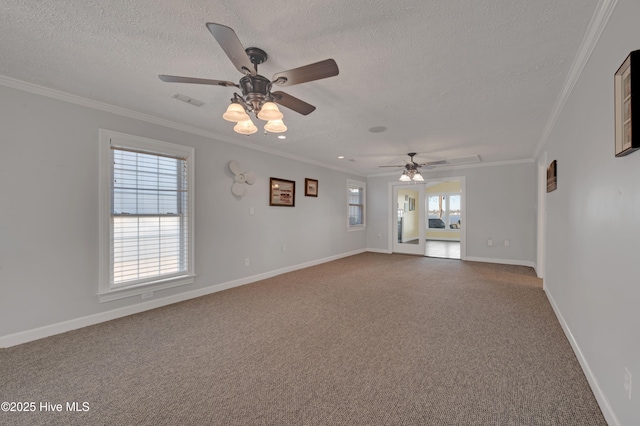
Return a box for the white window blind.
[111,148,189,287]
[348,180,365,228]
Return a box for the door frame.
[392,183,426,255]
[536,151,547,280]
[387,176,467,259]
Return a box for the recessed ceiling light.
[338,156,345,159]
[278,135,286,139]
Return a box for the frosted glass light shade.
[399,172,411,182]
[412,172,424,181]
[257,102,283,121]
[234,119,258,135]
[264,119,287,133]
[223,103,249,122]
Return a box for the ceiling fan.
[159,22,339,134]
[379,153,447,181]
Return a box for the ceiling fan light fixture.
[412,172,424,182]
[399,172,411,182]
[160,23,339,134]
[223,102,249,122]
[264,119,287,133]
[234,118,258,135]
[257,102,283,121]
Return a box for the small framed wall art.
[546,160,557,193]
[305,178,318,197]
[614,50,640,157]
[270,178,295,207]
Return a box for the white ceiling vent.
[172,93,204,107]
[446,155,481,165]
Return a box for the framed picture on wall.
[305,178,318,197]
[546,160,557,193]
[615,50,640,156]
[270,178,295,206]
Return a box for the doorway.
[389,177,466,259]
[425,179,463,260]
[392,184,425,255]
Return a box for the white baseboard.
[464,256,535,268]
[545,289,620,426]
[364,252,533,267]
[0,249,365,348]
[366,248,392,254]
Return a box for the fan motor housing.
[239,74,271,111]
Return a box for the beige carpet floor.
[0,253,605,425]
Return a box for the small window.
[347,179,366,229]
[99,130,195,301]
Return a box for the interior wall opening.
[390,177,465,259]
[425,179,462,259]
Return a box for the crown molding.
[0,74,365,178]
[533,0,619,159]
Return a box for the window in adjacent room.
[427,194,461,229]
[99,130,195,302]
[347,179,366,229]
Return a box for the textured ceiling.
[1,0,599,175]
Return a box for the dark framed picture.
[546,160,557,193]
[615,50,640,156]
[305,178,318,197]
[270,178,295,206]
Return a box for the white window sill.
[348,225,366,232]
[98,274,196,302]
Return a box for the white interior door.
[392,184,425,255]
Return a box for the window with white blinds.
[347,179,366,229]
[111,148,188,286]
[99,130,195,301]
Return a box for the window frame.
[427,192,461,230]
[98,130,195,302]
[347,179,366,230]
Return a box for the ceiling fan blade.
[271,91,316,115]
[159,75,238,87]
[206,23,256,77]
[272,59,339,87]
[378,165,405,168]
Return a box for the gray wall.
[366,162,537,266]
[539,0,640,424]
[0,84,366,342]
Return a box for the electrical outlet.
[624,367,632,400]
[249,207,254,215]
[282,245,286,253]
[504,240,510,247]
[487,239,493,246]
[244,258,250,267]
